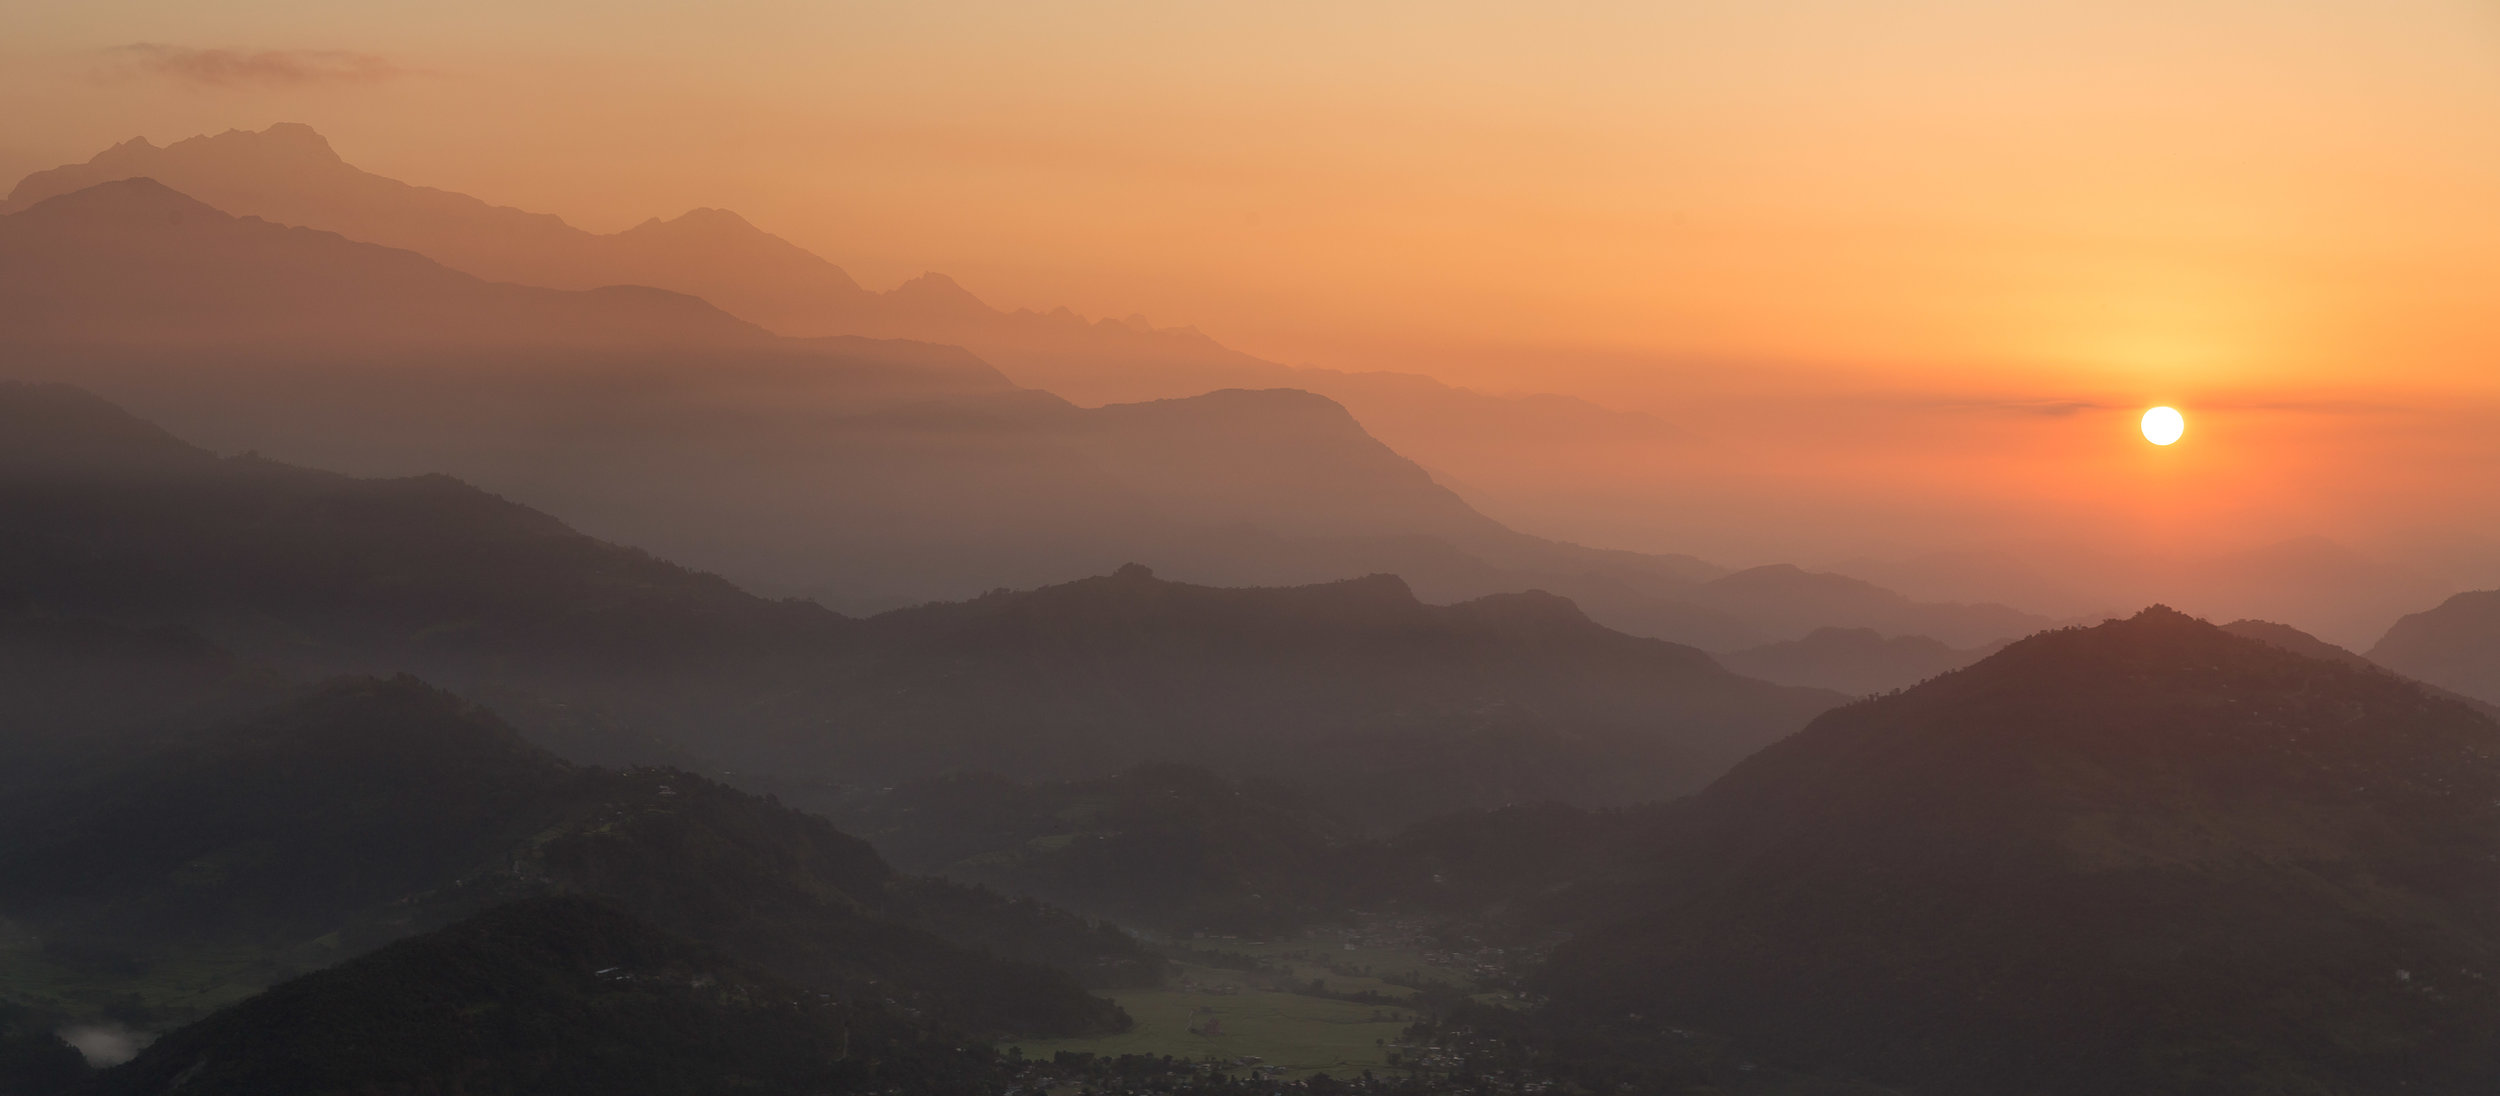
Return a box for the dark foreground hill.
[0,676,1138,1039]
[2226,615,2500,722]
[0,384,1840,821]
[2372,589,2500,708]
[1543,607,2500,1095]
[95,897,1004,1096]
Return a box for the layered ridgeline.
[0,174,2047,652]
[0,382,1839,820]
[2372,590,2500,709]
[1718,626,1998,695]
[2222,616,2500,722]
[0,122,1690,521]
[0,674,1140,1042]
[93,897,1008,1096]
[1542,608,2500,1095]
[0,123,1325,393]
[0,379,852,765]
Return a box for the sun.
[2140,406,2185,446]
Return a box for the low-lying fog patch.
[59,1021,154,1067]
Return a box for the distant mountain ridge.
[0,383,1842,823]
[0,186,2042,649]
[0,125,1599,393]
[0,123,1686,545]
[1692,563,2045,649]
[2371,589,2500,708]
[1719,626,1994,695]
[1841,537,2458,650]
[0,178,771,351]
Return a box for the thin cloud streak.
[101,44,404,89]
[1879,395,2409,418]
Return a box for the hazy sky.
[6,0,2499,570]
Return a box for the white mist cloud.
[58,1021,153,1067]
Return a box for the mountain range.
[9,121,2500,1096]
[0,179,2049,653]
[0,122,1676,535]
[0,381,1843,823]
[11,125,2470,651]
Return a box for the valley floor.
[1007,918,1542,1087]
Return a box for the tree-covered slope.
[0,676,1136,1039]
[1544,608,2500,1095]
[95,897,1004,1096]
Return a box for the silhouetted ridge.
[1545,606,2500,1095]
[885,271,989,312]
[0,177,777,348]
[0,380,214,477]
[0,382,891,778]
[1691,562,2050,649]
[2,150,2021,650]
[1449,588,1601,630]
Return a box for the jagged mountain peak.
[883,270,990,313]
[620,205,766,237]
[5,124,341,213]
[204,121,341,160]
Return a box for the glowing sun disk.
[2141,406,2185,446]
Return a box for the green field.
[0,917,351,1026]
[1008,964,1421,1080]
[1214,936,1470,1000]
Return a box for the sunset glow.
[12,6,2500,1091]
[4,0,2496,595]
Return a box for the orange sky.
[5,0,2499,575]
